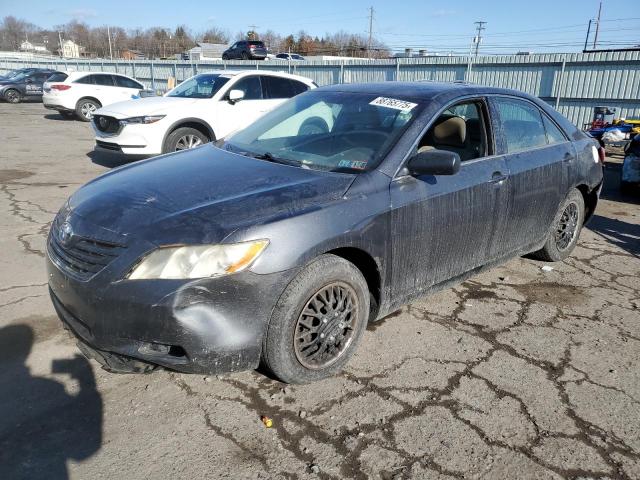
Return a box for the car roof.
[195,69,314,83]
[62,71,137,81]
[319,81,530,101]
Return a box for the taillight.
[51,84,71,91]
[598,146,606,164]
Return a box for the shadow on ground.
[0,325,103,480]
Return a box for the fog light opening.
[138,342,186,358]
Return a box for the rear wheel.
[531,188,585,262]
[4,88,21,103]
[262,254,369,384]
[222,53,229,60]
[75,98,101,121]
[163,127,209,153]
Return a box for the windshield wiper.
[252,152,302,167]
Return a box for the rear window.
[47,73,68,82]
[249,41,265,48]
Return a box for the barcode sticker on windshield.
[369,97,417,112]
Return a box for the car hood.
[0,79,19,86]
[95,96,200,118]
[68,145,355,245]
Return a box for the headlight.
[127,240,269,280]
[119,115,165,126]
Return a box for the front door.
[389,98,510,301]
[215,75,276,138]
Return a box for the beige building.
[60,40,81,58]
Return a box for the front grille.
[93,114,122,134]
[48,224,126,281]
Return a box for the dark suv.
[0,68,60,103]
[222,41,268,60]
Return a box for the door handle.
[489,171,507,184]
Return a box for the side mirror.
[407,149,461,176]
[228,89,245,104]
[25,78,33,83]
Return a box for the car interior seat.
[418,115,470,159]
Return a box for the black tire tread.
[262,254,370,384]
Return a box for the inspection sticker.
[369,97,417,112]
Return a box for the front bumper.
[47,242,296,374]
[93,120,165,156]
[622,154,640,185]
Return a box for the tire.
[4,88,21,103]
[163,127,210,153]
[76,340,157,374]
[298,117,329,136]
[531,188,585,262]
[75,98,101,122]
[262,254,370,384]
[222,54,229,60]
[241,51,249,60]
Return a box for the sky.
[0,0,636,54]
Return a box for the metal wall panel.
[2,51,639,126]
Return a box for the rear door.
[91,74,117,105]
[389,98,510,299]
[489,95,573,254]
[261,75,310,111]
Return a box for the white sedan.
[90,70,317,157]
[43,71,148,121]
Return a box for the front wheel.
[163,127,209,153]
[262,254,370,384]
[531,188,585,262]
[4,89,21,103]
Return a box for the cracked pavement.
[0,103,639,479]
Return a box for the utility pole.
[473,21,486,57]
[593,1,602,49]
[107,26,113,60]
[583,19,593,51]
[367,6,374,58]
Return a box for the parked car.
[42,71,149,121]
[0,69,61,103]
[47,82,603,383]
[222,40,268,60]
[621,135,640,194]
[0,67,42,81]
[90,70,316,157]
[275,53,305,61]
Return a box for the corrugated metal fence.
[2,51,639,128]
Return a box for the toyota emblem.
[59,221,74,245]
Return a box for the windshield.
[166,74,229,99]
[223,90,422,173]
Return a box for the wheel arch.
[162,118,215,152]
[76,96,101,108]
[324,246,382,321]
[575,183,598,224]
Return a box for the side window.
[417,100,489,161]
[229,76,262,100]
[290,80,310,96]
[115,75,143,89]
[542,114,567,145]
[262,76,295,99]
[75,75,94,85]
[93,74,115,86]
[494,97,547,153]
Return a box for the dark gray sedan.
[47,82,603,383]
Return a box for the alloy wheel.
[174,135,203,151]
[81,102,97,119]
[555,202,579,251]
[293,282,359,369]
[5,90,20,103]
